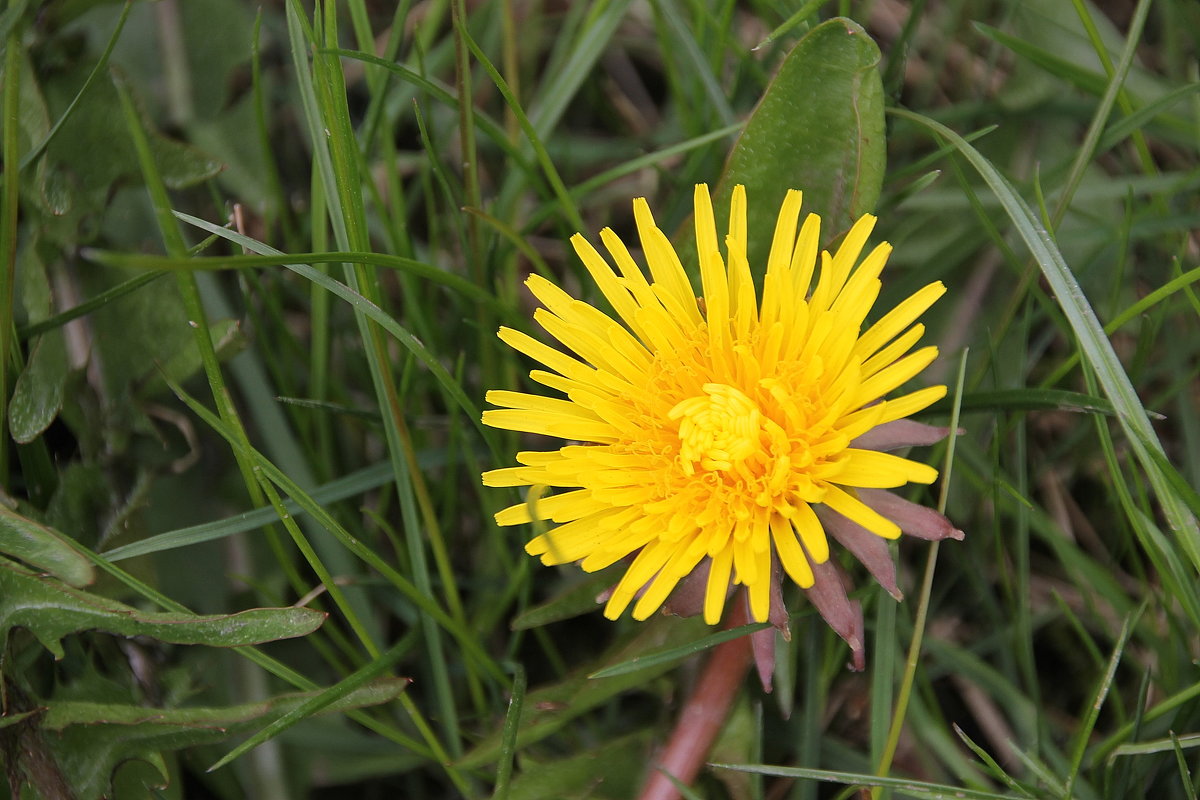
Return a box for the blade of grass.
[323,47,533,175]
[952,724,1036,798]
[649,0,735,126]
[1050,0,1154,230]
[891,107,1200,586]
[0,10,22,488]
[492,666,526,800]
[102,460,394,561]
[1062,607,1141,799]
[81,248,498,307]
[713,763,1016,800]
[456,14,584,233]
[871,349,967,797]
[168,211,501,462]
[209,638,413,773]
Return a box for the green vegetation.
[1,0,1198,797]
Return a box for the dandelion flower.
[484,185,961,667]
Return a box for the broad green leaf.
[8,328,69,443]
[0,556,324,658]
[713,16,886,269]
[26,679,407,800]
[0,505,94,586]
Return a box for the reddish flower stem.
[638,603,754,800]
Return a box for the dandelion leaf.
[0,506,94,587]
[714,17,885,265]
[3,679,408,800]
[0,556,325,659]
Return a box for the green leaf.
[713,16,886,268]
[0,555,324,659]
[26,679,407,800]
[7,328,69,443]
[0,505,94,587]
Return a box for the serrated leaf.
[8,328,69,444]
[25,678,407,800]
[712,16,885,269]
[0,505,94,587]
[0,556,325,659]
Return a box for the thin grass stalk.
[458,21,585,235]
[0,9,22,488]
[313,2,479,760]
[168,375,492,791]
[872,349,967,798]
[112,71,327,635]
[251,8,294,243]
[893,107,1200,602]
[983,0,1155,383]
[1068,0,1158,179]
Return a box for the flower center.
[669,383,764,476]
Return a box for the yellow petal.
[704,546,734,624]
[833,449,939,488]
[822,484,901,539]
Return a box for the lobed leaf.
[17,679,408,800]
[0,506,94,586]
[0,556,325,659]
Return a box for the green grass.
[2,1,1199,798]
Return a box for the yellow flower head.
[484,185,954,632]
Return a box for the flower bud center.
[669,383,763,475]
